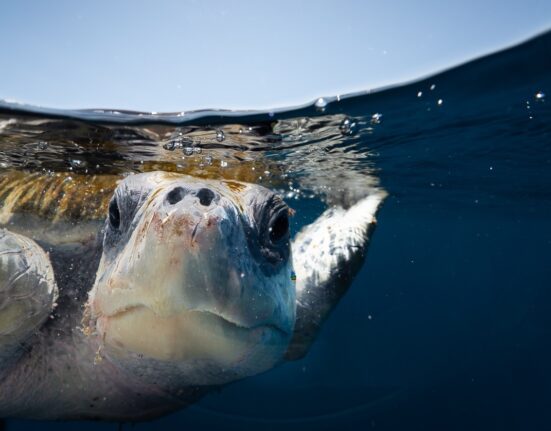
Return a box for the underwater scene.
[0,30,550,430]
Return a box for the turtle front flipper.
[285,191,387,360]
[0,229,57,373]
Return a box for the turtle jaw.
[95,307,292,385]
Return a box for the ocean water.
[0,30,550,430]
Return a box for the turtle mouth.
[97,303,291,337]
[95,304,292,364]
[195,309,292,337]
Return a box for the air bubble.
[430,84,436,90]
[339,118,357,136]
[437,99,443,106]
[216,130,225,142]
[204,155,213,165]
[314,97,327,111]
[417,91,423,98]
[69,159,86,168]
[183,147,194,156]
[220,160,228,168]
[37,141,48,150]
[535,91,545,101]
[163,141,177,151]
[370,113,383,124]
[194,147,202,154]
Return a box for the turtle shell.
[0,170,117,225]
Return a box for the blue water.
[1,31,550,430]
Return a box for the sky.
[0,0,550,112]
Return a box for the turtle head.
[87,171,295,388]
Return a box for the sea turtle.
[0,169,385,421]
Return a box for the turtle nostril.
[196,188,215,206]
[166,187,185,205]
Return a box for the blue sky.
[1,0,549,112]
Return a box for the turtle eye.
[109,198,121,229]
[269,211,289,243]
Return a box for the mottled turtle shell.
[0,170,117,225]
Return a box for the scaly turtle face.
[87,172,295,387]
